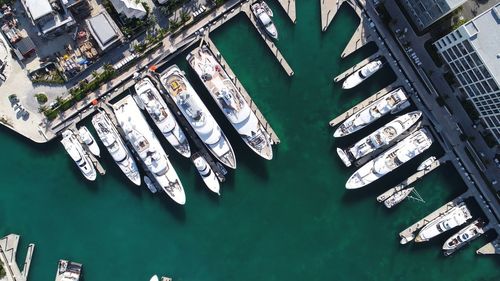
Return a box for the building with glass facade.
[399,0,467,31]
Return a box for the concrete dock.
[321,0,348,31]
[276,0,297,23]
[0,234,35,281]
[377,156,444,202]
[200,37,281,144]
[341,16,373,58]
[476,241,500,255]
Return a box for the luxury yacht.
[113,95,186,205]
[383,187,414,208]
[342,59,384,89]
[261,1,273,17]
[91,111,141,186]
[160,65,237,169]
[417,156,437,171]
[334,88,409,138]
[415,203,472,242]
[442,219,484,252]
[187,46,273,160]
[193,155,220,195]
[337,111,422,167]
[134,77,191,158]
[251,2,278,39]
[345,128,433,189]
[78,126,100,157]
[61,129,96,181]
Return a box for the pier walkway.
[321,0,348,31]
[200,36,281,144]
[0,234,35,281]
[276,0,296,23]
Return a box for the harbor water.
[0,1,498,280]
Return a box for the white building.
[434,3,500,143]
[110,0,147,19]
[22,0,76,36]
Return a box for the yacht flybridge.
[187,46,273,160]
[92,111,141,186]
[160,65,236,169]
[342,59,384,89]
[334,88,409,138]
[251,1,278,40]
[345,128,433,189]
[134,77,191,158]
[61,129,97,181]
[337,111,422,167]
[415,203,472,242]
[113,95,186,205]
[78,126,100,157]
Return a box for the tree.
[55,96,64,106]
[38,105,49,113]
[180,10,191,23]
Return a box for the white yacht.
[187,46,273,160]
[134,77,191,158]
[415,203,472,242]
[150,275,159,281]
[91,111,141,186]
[383,187,413,208]
[442,219,484,252]
[193,155,220,195]
[61,129,97,181]
[342,59,384,89]
[251,2,278,40]
[78,126,100,157]
[345,128,433,189]
[334,88,409,138]
[261,1,273,17]
[337,111,422,167]
[417,156,437,171]
[160,65,237,169]
[113,95,186,205]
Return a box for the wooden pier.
[200,36,281,144]
[328,86,394,127]
[341,16,373,58]
[0,234,35,281]
[398,200,459,245]
[321,0,348,31]
[377,156,444,202]
[476,241,500,255]
[333,52,380,83]
[276,0,297,23]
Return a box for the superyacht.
[160,65,236,169]
[187,46,273,160]
[334,88,409,137]
[113,95,186,205]
[61,129,97,181]
[193,155,220,195]
[251,2,278,39]
[337,111,422,167]
[91,111,141,186]
[78,126,100,157]
[342,59,383,89]
[415,203,472,242]
[345,128,433,189]
[134,77,191,158]
[442,219,484,253]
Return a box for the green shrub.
[35,93,48,104]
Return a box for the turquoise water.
[1,1,498,280]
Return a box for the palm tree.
[38,105,48,113]
[55,96,64,106]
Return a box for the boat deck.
[333,52,380,83]
[55,260,82,281]
[0,234,35,281]
[69,124,106,176]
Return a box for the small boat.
[61,129,97,181]
[417,156,437,171]
[261,1,273,17]
[193,155,220,195]
[383,187,414,208]
[78,126,100,157]
[251,2,278,40]
[415,202,472,242]
[443,219,484,253]
[150,275,159,281]
[342,59,384,89]
[144,176,158,194]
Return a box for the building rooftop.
[86,11,121,51]
[25,0,53,21]
[402,0,466,30]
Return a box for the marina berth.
[160,65,237,169]
[134,77,191,158]
[417,156,437,171]
[337,111,422,167]
[415,203,472,242]
[113,95,186,205]
[345,128,433,189]
[442,219,484,252]
[78,126,100,157]
[383,187,413,208]
[187,46,273,160]
[92,112,141,186]
[333,88,409,138]
[251,1,278,40]
[193,155,220,195]
[61,129,97,181]
[342,59,383,89]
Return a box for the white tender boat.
[134,77,191,158]
[144,176,158,194]
[342,59,384,89]
[150,275,159,281]
[415,203,472,242]
[417,156,437,171]
[61,129,97,181]
[334,88,409,138]
[187,46,273,160]
[160,65,237,169]
[337,111,422,167]
[193,155,220,195]
[113,95,186,205]
[383,187,414,208]
[78,126,100,157]
[251,2,278,39]
[442,219,484,252]
[92,112,141,186]
[345,128,433,189]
